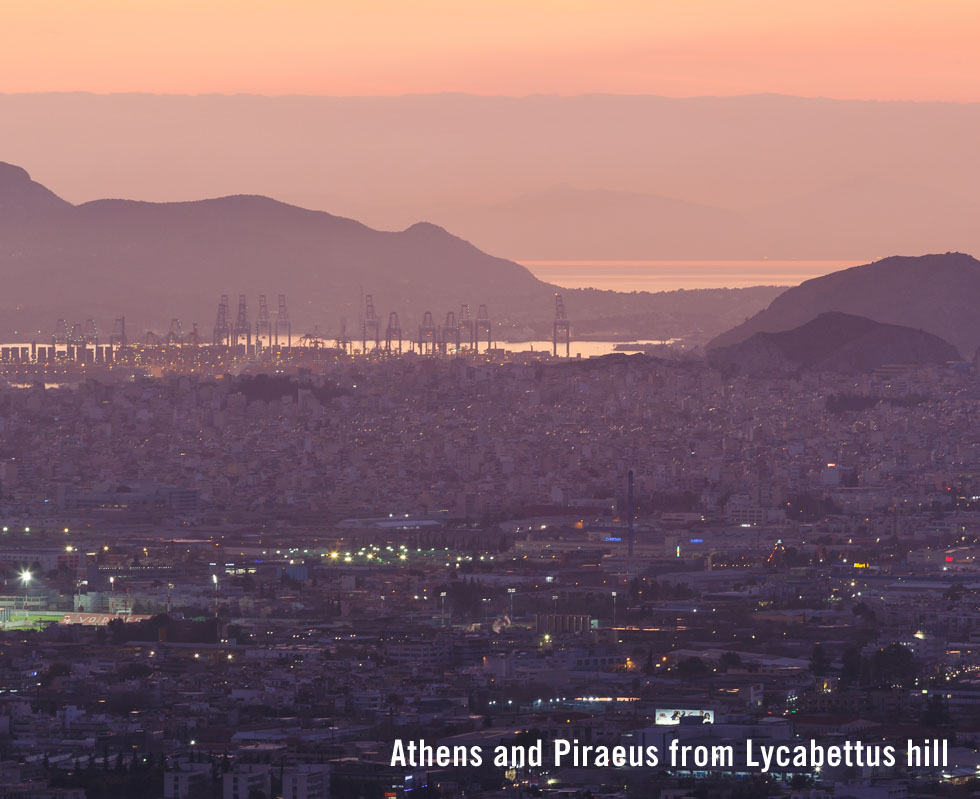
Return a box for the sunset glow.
[3,0,980,100]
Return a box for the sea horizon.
[520,259,861,292]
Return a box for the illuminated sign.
[689,538,704,543]
[853,563,869,569]
[59,613,152,626]
[655,709,714,725]
[604,536,622,542]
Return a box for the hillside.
[4,94,980,260]
[0,162,781,339]
[709,312,961,375]
[707,253,980,356]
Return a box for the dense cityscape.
[0,329,977,799]
[5,0,979,796]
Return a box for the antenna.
[109,317,127,348]
[459,304,475,351]
[82,319,98,346]
[53,319,69,347]
[418,311,438,355]
[337,317,352,354]
[385,311,403,354]
[441,310,458,354]
[213,295,231,346]
[166,319,183,346]
[256,294,272,350]
[232,294,251,351]
[475,304,492,352]
[553,293,570,358]
[362,294,380,352]
[274,294,291,348]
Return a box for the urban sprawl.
[0,340,978,799]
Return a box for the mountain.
[0,163,782,339]
[4,93,980,260]
[709,312,961,375]
[0,161,71,216]
[707,253,980,356]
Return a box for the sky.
[3,1,979,284]
[3,0,980,101]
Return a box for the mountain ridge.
[709,311,961,375]
[0,162,782,339]
[707,253,980,356]
[5,93,980,260]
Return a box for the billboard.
[59,613,152,626]
[654,708,714,725]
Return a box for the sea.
[491,340,677,358]
[519,259,859,292]
[0,260,861,365]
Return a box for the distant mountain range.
[0,162,781,339]
[4,93,980,261]
[709,312,960,375]
[360,185,740,261]
[708,253,980,357]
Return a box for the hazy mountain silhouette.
[361,185,740,260]
[709,311,960,375]
[5,93,980,260]
[708,253,980,355]
[0,163,781,338]
[0,162,71,216]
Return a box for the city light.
[0,11,973,795]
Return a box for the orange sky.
[2,0,979,100]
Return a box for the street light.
[507,587,516,619]
[440,591,447,626]
[19,569,32,622]
[212,573,218,618]
[611,591,618,628]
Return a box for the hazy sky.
[4,2,979,274]
[3,0,980,101]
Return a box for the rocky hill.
[708,253,980,356]
[709,311,961,375]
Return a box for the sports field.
[3,611,65,630]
